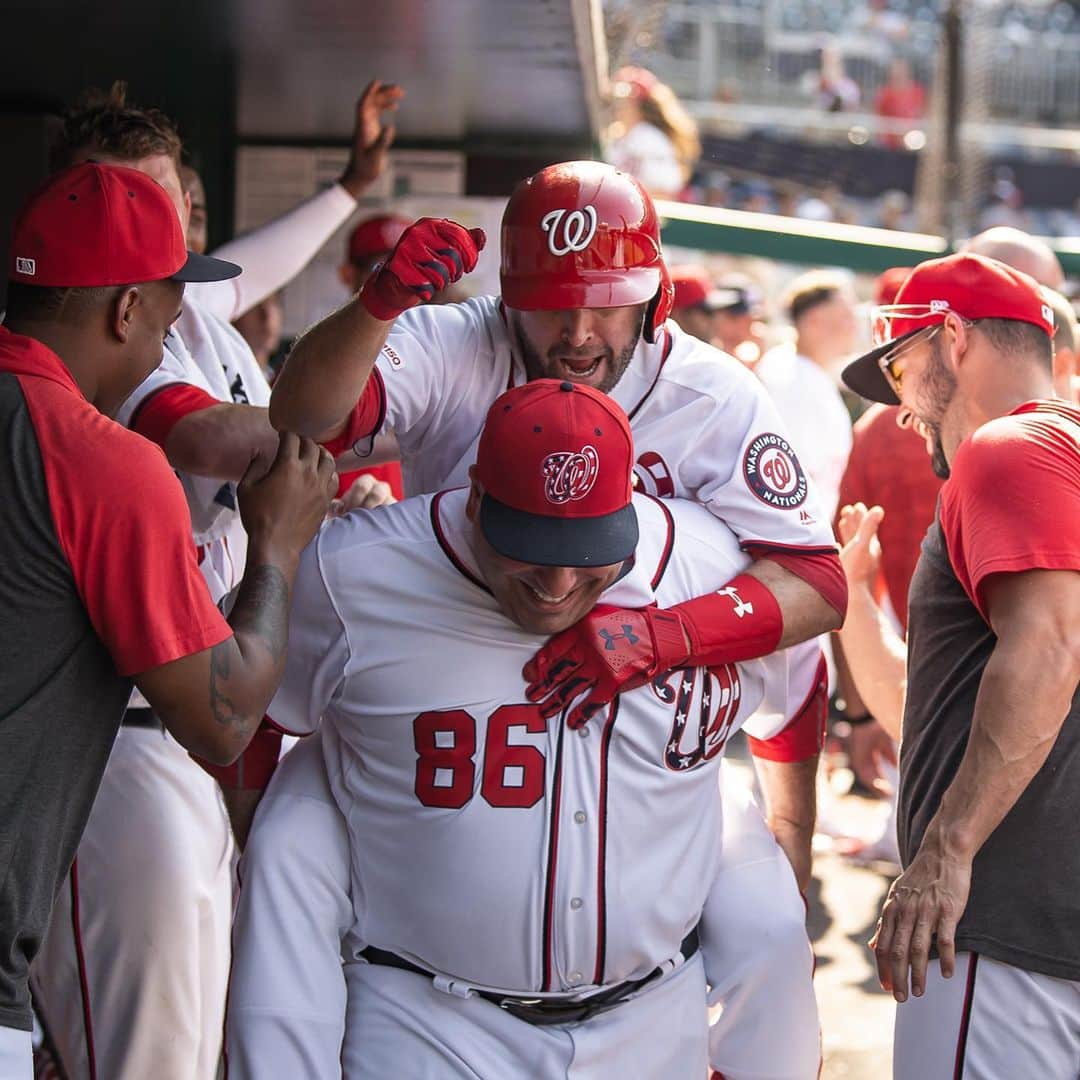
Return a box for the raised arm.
[270,218,485,440]
[185,80,404,323]
[836,502,907,739]
[135,433,336,764]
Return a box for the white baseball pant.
[228,732,819,1078]
[0,1025,31,1080]
[31,725,234,1080]
[893,951,1080,1079]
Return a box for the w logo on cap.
[542,445,600,504]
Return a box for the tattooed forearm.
[228,564,290,662]
[209,564,291,730]
[209,640,246,728]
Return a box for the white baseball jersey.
[118,298,272,605]
[270,489,790,995]
[354,296,836,558]
[756,343,854,520]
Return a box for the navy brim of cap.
[171,250,242,283]
[480,494,639,568]
[840,334,918,406]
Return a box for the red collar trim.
[0,326,85,399]
[429,490,492,595]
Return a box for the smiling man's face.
[509,303,646,395]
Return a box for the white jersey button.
[573,811,587,824]
[570,897,584,910]
[568,971,583,985]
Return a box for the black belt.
[360,928,699,1027]
[121,707,162,730]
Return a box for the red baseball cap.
[843,252,1054,404]
[873,265,913,307]
[671,266,722,312]
[347,214,411,263]
[476,379,639,567]
[9,162,239,287]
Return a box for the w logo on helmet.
[542,446,600,504]
[540,206,598,256]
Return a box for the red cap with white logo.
[475,379,639,567]
[9,162,239,287]
[843,252,1054,404]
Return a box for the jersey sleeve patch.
[742,432,809,510]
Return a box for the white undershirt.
[184,183,359,323]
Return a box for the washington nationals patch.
[742,432,808,509]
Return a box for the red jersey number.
[414,704,546,810]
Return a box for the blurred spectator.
[877,190,913,232]
[795,189,836,223]
[978,175,1033,232]
[873,59,926,149]
[606,65,701,199]
[857,0,910,43]
[808,43,861,113]
[873,266,913,308]
[339,212,410,294]
[669,265,722,342]
[180,164,208,255]
[756,270,857,517]
[711,273,768,369]
[962,225,1065,291]
[233,292,284,381]
[837,406,942,635]
[1041,286,1079,403]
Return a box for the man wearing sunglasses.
[842,252,1080,1079]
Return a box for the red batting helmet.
[347,213,411,263]
[499,161,673,344]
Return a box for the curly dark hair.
[52,81,182,171]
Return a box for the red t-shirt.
[939,400,1080,621]
[0,326,231,673]
[836,404,943,630]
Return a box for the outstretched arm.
[186,81,404,323]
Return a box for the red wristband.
[192,721,283,790]
[674,573,784,667]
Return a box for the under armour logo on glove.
[598,625,640,650]
[717,585,754,619]
[359,218,485,322]
[524,605,690,729]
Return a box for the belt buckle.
[497,995,591,1026]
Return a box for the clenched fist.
[359,217,485,322]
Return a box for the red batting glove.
[359,217,485,321]
[524,575,785,728]
[523,605,690,728]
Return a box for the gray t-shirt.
[900,519,1080,981]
